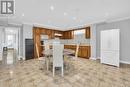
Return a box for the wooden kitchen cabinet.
[78,46,91,58]
[50,30,55,39]
[64,45,91,59]
[64,45,76,51]
[78,47,82,57]
[33,26,91,58]
[54,30,63,39]
[33,27,65,58]
[85,27,91,39]
[33,28,42,58]
[62,30,74,39]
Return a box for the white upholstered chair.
[74,44,79,59]
[52,44,64,77]
[44,43,51,71]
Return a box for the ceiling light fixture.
[72,17,77,20]
[50,6,54,11]
[22,13,24,16]
[64,12,67,16]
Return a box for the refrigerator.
[100,29,120,67]
[25,39,34,60]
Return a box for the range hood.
[54,33,62,37]
[41,35,49,40]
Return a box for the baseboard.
[90,57,130,65]
[120,61,130,64]
[18,56,25,60]
[97,57,100,59]
[90,57,97,60]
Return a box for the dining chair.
[53,44,64,77]
[44,43,51,71]
[75,44,79,59]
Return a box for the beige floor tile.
[0,58,130,87]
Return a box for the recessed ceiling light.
[72,17,77,20]
[105,13,109,17]
[64,12,67,16]
[50,6,54,11]
[22,13,24,16]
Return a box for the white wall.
[0,27,4,60]
[90,24,96,59]
[96,19,130,63]
[22,24,33,59]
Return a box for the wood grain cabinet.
[33,28,42,58]
[33,27,64,58]
[79,46,91,58]
[50,30,55,39]
[64,45,91,59]
[85,27,91,39]
[62,30,74,39]
[33,26,91,58]
[54,30,63,39]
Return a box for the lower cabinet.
[64,45,91,59]
[78,46,91,59]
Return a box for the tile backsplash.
[61,34,90,44]
[46,34,90,45]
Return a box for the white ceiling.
[1,0,130,30]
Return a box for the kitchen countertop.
[41,44,91,46]
[64,44,90,46]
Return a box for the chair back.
[53,44,64,67]
[44,43,50,55]
[75,44,79,58]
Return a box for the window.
[74,29,85,35]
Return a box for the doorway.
[2,27,20,64]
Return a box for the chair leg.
[53,67,55,77]
[46,59,49,71]
[61,66,64,77]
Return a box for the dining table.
[44,49,75,55]
[43,48,75,71]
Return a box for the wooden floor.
[0,58,130,87]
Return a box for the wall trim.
[120,61,130,64]
[106,16,130,23]
[97,57,100,59]
[90,57,97,60]
[91,57,130,64]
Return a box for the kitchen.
[0,0,130,86]
[28,26,91,60]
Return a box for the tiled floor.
[1,49,17,65]
[0,57,130,87]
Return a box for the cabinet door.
[87,46,91,58]
[50,30,55,39]
[81,47,87,58]
[33,28,42,58]
[46,30,51,39]
[35,28,40,34]
[85,27,91,39]
[63,30,74,39]
[77,46,91,59]
[78,47,82,57]
[40,28,46,34]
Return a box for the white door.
[100,29,120,67]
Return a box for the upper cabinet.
[54,30,63,39]
[62,30,74,39]
[85,26,91,39]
